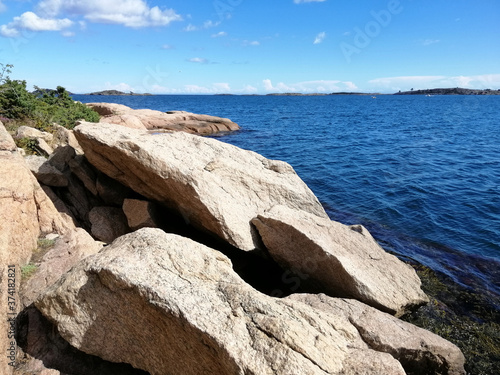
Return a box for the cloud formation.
[0,0,182,37]
[211,31,227,38]
[242,40,260,46]
[263,79,358,93]
[313,31,326,44]
[0,1,6,13]
[0,11,73,37]
[368,74,500,91]
[420,39,440,46]
[184,19,221,32]
[187,57,209,64]
[294,0,326,4]
[37,0,181,27]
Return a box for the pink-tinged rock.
[86,103,240,135]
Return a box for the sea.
[73,94,500,307]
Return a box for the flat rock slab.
[74,123,328,250]
[36,228,421,375]
[252,205,429,316]
[86,103,240,135]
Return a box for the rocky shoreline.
[0,103,480,374]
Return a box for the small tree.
[0,63,13,83]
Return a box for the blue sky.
[0,0,499,94]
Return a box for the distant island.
[215,92,382,96]
[216,88,500,96]
[86,90,153,96]
[395,88,500,95]
[70,88,500,97]
[265,92,383,96]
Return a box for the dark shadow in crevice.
[152,205,305,298]
[16,305,150,375]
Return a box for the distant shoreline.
[86,90,153,96]
[394,88,500,95]
[77,88,500,96]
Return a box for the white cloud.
[263,79,274,91]
[0,25,19,37]
[294,0,326,3]
[161,44,174,50]
[343,81,359,91]
[0,11,73,37]
[242,40,260,46]
[368,74,500,92]
[62,30,75,37]
[420,39,440,46]
[0,1,6,13]
[36,0,182,28]
[183,23,197,31]
[241,85,258,94]
[203,20,220,29]
[185,19,221,32]
[263,79,356,93]
[211,31,227,38]
[187,57,209,64]
[213,82,231,92]
[103,82,135,92]
[313,31,326,44]
[181,83,230,94]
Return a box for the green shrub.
[0,63,100,130]
[14,137,38,155]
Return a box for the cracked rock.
[36,228,413,375]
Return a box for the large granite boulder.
[35,228,455,375]
[0,122,74,375]
[86,103,240,135]
[289,294,466,375]
[252,205,428,316]
[74,123,328,251]
[16,126,54,143]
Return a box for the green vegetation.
[14,137,38,155]
[20,263,38,281]
[37,238,57,251]
[403,264,500,375]
[0,63,99,131]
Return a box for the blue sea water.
[73,94,500,301]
